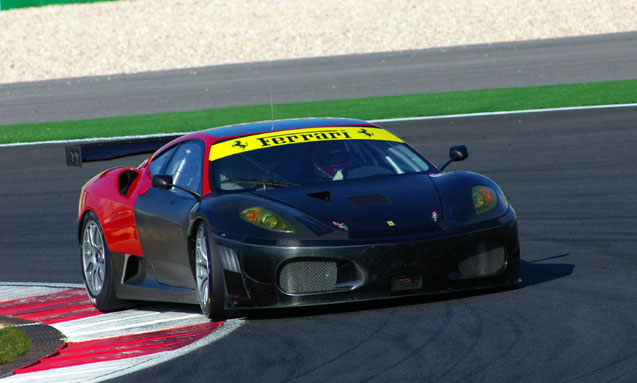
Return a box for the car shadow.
[245,254,575,320]
[518,253,575,287]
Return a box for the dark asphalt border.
[0,316,65,378]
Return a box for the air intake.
[307,191,331,202]
[217,245,240,273]
[456,241,506,279]
[278,259,361,294]
[279,260,337,294]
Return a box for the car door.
[134,139,204,288]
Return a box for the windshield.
[211,139,431,192]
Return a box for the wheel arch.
[77,208,99,244]
[187,216,210,276]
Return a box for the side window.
[149,146,177,177]
[164,140,204,193]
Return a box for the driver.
[312,141,352,180]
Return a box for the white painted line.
[52,310,165,332]
[0,282,83,289]
[56,317,209,341]
[0,355,158,383]
[0,132,184,148]
[1,103,635,148]
[0,283,82,301]
[57,312,204,339]
[371,103,637,123]
[0,132,183,148]
[0,287,65,302]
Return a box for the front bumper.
[214,214,520,310]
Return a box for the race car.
[69,118,520,319]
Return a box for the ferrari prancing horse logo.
[386,220,395,227]
[232,140,247,150]
[358,128,373,137]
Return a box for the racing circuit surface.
[1,107,636,382]
[1,35,637,382]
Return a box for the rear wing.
[65,135,182,167]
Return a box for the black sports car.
[70,118,519,319]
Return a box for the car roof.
[201,118,377,139]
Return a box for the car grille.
[278,260,337,294]
[455,241,507,279]
[278,259,361,295]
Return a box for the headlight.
[472,185,498,214]
[240,207,296,233]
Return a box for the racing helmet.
[312,141,352,178]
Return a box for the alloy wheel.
[82,221,106,296]
[195,225,211,311]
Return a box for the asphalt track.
[1,32,637,125]
[1,106,636,381]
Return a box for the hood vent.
[307,191,331,202]
[347,193,390,206]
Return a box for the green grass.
[0,0,117,11]
[0,326,30,365]
[1,79,635,144]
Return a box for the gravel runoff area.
[1,0,636,85]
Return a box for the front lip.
[212,210,519,309]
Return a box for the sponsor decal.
[332,221,349,231]
[209,126,403,162]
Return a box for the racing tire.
[194,222,227,320]
[81,211,130,311]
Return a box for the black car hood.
[250,173,443,238]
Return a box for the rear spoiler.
[65,135,182,167]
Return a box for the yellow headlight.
[240,207,296,233]
[472,186,498,214]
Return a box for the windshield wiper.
[220,178,300,189]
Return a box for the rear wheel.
[194,222,226,319]
[81,211,129,311]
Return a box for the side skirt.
[111,252,198,305]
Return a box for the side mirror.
[438,145,469,172]
[152,174,173,189]
[151,174,202,200]
[449,145,469,161]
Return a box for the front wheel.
[81,211,130,311]
[194,222,226,319]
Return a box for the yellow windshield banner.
[209,126,404,162]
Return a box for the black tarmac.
[0,317,65,378]
[0,107,636,382]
